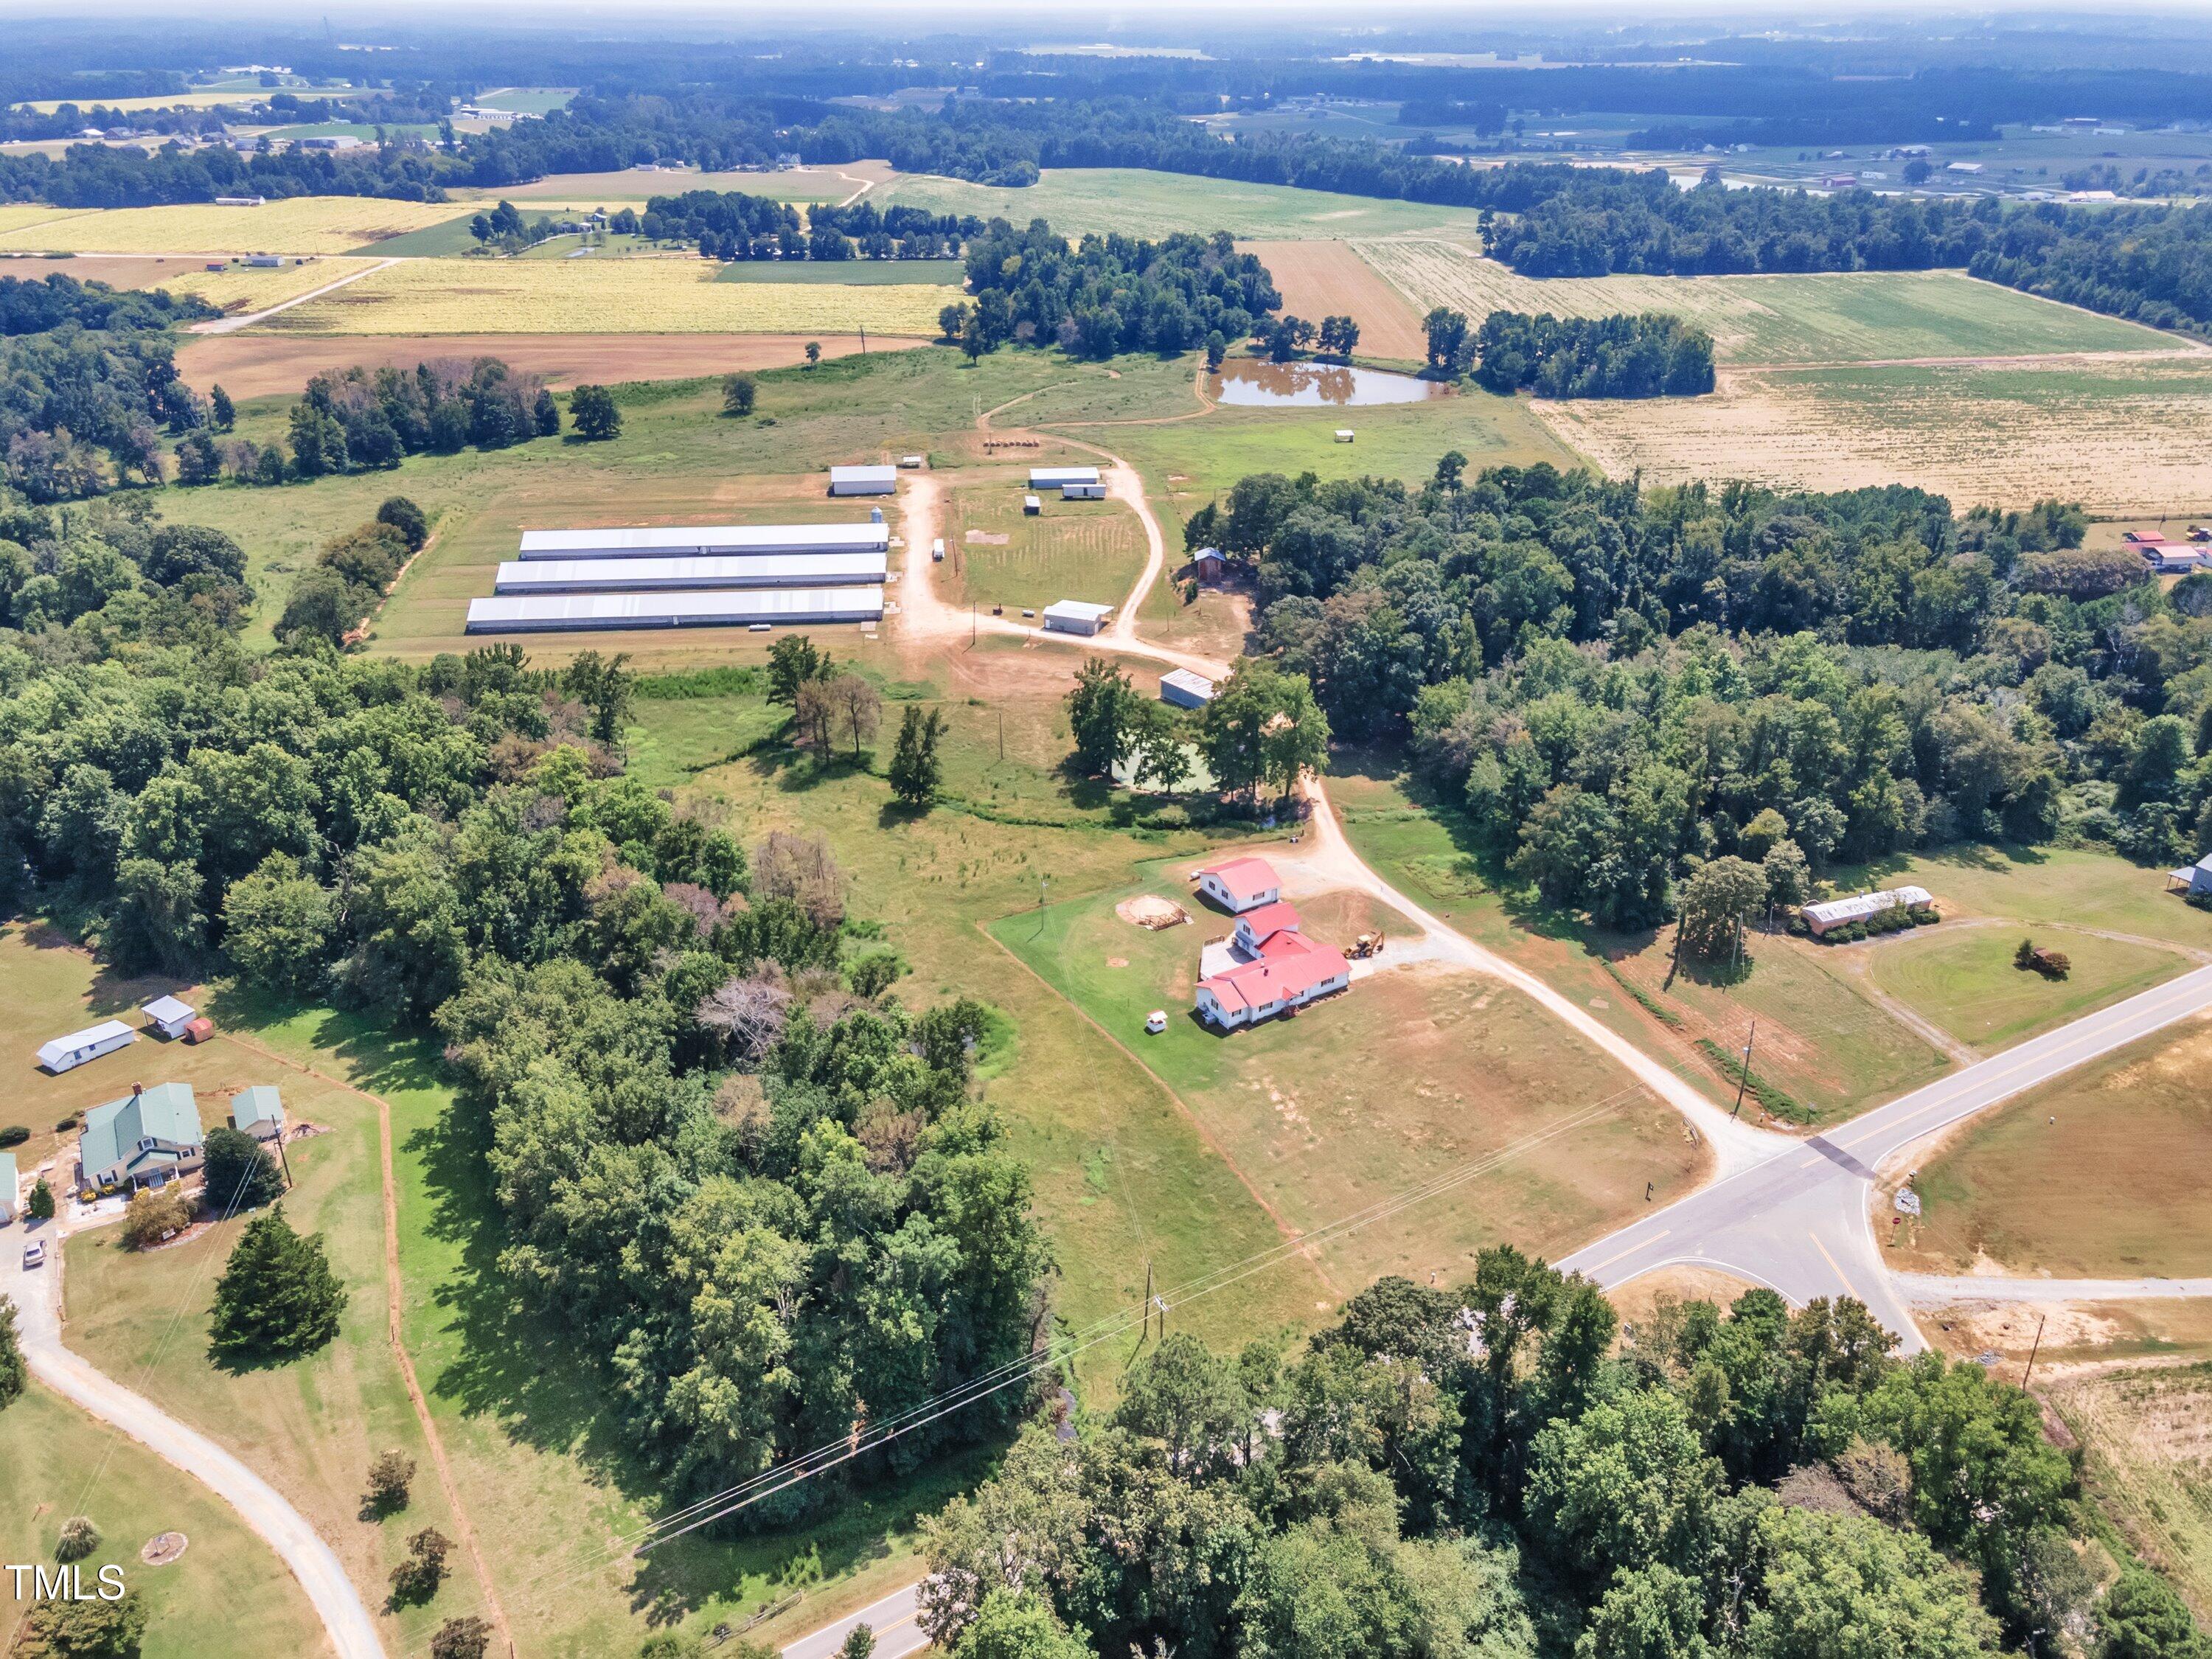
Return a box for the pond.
[1211,359,1447,407]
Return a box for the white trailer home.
[37,1020,136,1075]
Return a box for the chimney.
[132,1082,143,1098]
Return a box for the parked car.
[23,1239,45,1268]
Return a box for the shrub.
[0,1124,27,1147]
[375,495,430,552]
[364,1450,416,1514]
[119,1185,194,1250]
[55,1515,99,1562]
[53,1113,77,1130]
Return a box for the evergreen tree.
[209,384,235,431]
[28,1178,54,1220]
[888,704,946,807]
[0,1295,24,1414]
[202,1126,285,1214]
[207,1205,347,1360]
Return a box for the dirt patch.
[964,530,1011,546]
[1608,1263,1761,1337]
[1919,1299,2129,1360]
[140,1532,187,1566]
[1241,240,1430,364]
[1116,894,1190,931]
[174,331,925,399]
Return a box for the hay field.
[2049,1366,2212,1619]
[260,257,950,335]
[456,162,876,204]
[160,254,378,313]
[0,196,473,255]
[1534,357,2212,514]
[1357,240,2174,365]
[881,167,1485,241]
[1242,237,1429,361]
[0,205,94,237]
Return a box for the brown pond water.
[1211,359,1447,407]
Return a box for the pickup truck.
[931,538,946,563]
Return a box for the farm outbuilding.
[1023,495,1042,515]
[142,995,197,1040]
[466,585,886,633]
[516,523,888,560]
[1802,885,1934,936]
[495,552,888,594]
[1160,669,1216,709]
[1029,466,1100,490]
[828,465,897,496]
[1196,856,1282,914]
[1042,600,1113,636]
[2168,853,2212,897]
[1062,482,1107,501]
[1189,547,1225,580]
[0,1152,15,1222]
[80,1082,205,1195]
[229,1086,286,1142]
[37,1020,136,1076]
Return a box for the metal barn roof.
[495,552,888,593]
[1042,599,1113,625]
[466,586,885,633]
[516,523,888,559]
[1029,465,1101,487]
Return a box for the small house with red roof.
[1195,856,1281,914]
[1234,900,1303,954]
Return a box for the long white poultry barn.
[515,523,889,560]
[494,552,888,593]
[466,586,884,633]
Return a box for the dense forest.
[1189,462,2212,925]
[641,188,980,260]
[1421,307,1718,397]
[0,509,1051,1513]
[946,220,1280,361]
[921,1266,2184,1659]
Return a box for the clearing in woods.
[990,863,1708,1290]
[1356,240,2178,364]
[880,167,1487,241]
[0,197,473,255]
[1891,1016,2212,1279]
[939,480,1151,615]
[255,257,951,335]
[1242,239,1432,362]
[174,331,918,397]
[1531,356,2212,515]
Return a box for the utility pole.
[1143,1261,1153,1343]
[1731,1019,1758,1117]
[2022,1313,2047,1391]
[859,324,867,354]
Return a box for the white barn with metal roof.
[828,465,897,496]
[466,586,884,633]
[516,523,888,560]
[1029,465,1101,490]
[495,552,887,594]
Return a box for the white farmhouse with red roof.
[1191,858,1352,1031]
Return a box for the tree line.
[919,1260,2188,1659]
[1422,307,1717,397]
[638,188,981,262]
[1189,459,2212,923]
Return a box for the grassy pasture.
[0,1385,331,1659]
[1357,241,2174,365]
[0,198,473,256]
[1534,355,2212,515]
[260,257,949,335]
[940,480,1150,613]
[454,164,870,204]
[1868,924,2188,1050]
[880,167,1487,241]
[1836,844,2212,954]
[990,862,1708,1290]
[1896,1016,2212,1279]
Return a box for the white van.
[931,538,945,563]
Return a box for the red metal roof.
[1200,931,1350,1014]
[1200,856,1281,908]
[1236,900,1302,939]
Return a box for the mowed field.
[0,197,474,255]
[260,257,948,335]
[940,480,1150,613]
[1895,1015,2212,1279]
[175,330,911,397]
[458,161,879,204]
[1356,240,2177,365]
[1868,922,2189,1050]
[1534,356,2212,514]
[990,865,1708,1289]
[1241,238,1430,361]
[881,167,1486,241]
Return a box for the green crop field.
[880,167,1487,241]
[1357,241,2174,365]
[990,862,1706,1287]
[0,1385,329,1659]
[1899,1019,2212,1279]
[1868,924,2189,1049]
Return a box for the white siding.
[466,586,884,633]
[517,523,888,559]
[495,552,886,593]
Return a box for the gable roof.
[142,995,195,1024]
[231,1086,285,1131]
[0,1152,16,1207]
[1200,856,1281,908]
[1236,900,1303,941]
[80,1083,203,1180]
[1200,931,1350,1014]
[36,1020,135,1069]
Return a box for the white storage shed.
[466,586,885,634]
[142,995,197,1039]
[829,465,898,496]
[1160,669,1216,709]
[37,1020,136,1075]
[1062,482,1107,501]
[1042,600,1113,636]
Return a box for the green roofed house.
[229,1087,285,1143]
[79,1082,204,1197]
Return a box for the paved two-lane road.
[781,1580,927,1659]
[1559,964,2212,1347]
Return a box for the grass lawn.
[989,860,1707,1292]
[1867,924,2189,1049]
[1837,844,2212,956]
[940,480,1149,614]
[1894,1016,2212,1279]
[880,167,1486,241]
[0,1384,330,1659]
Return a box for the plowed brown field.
[1242,238,1431,363]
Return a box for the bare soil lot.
[1242,238,1430,363]
[176,331,925,398]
